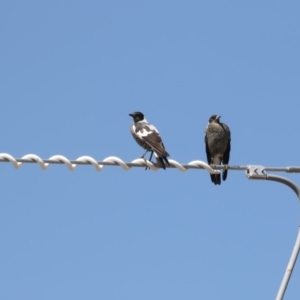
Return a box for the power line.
[1,153,300,173]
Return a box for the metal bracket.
[246,165,267,179]
[246,165,300,300]
[246,165,300,200]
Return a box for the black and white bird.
[205,115,231,185]
[129,111,170,169]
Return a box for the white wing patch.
[137,127,160,138]
[136,128,151,138]
[134,122,161,139]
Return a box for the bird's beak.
[129,113,134,117]
[216,115,221,120]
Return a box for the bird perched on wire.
[205,115,231,185]
[129,111,170,169]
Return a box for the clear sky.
[1,1,300,299]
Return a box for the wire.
[1,153,300,173]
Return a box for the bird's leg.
[140,150,150,170]
[140,149,148,159]
[148,151,153,163]
[144,151,154,170]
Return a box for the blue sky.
[0,1,300,299]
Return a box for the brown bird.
[205,115,231,185]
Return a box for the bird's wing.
[221,123,231,136]
[204,134,211,165]
[222,123,231,164]
[135,124,169,157]
[223,137,231,164]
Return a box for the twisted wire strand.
[0,153,300,173]
[0,153,219,173]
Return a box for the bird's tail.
[211,157,221,185]
[210,173,221,185]
[154,153,170,170]
[222,169,228,181]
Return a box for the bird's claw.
[144,160,154,170]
